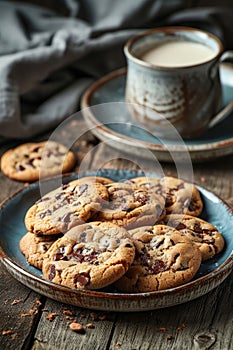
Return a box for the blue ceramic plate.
[81,64,233,162]
[0,170,233,311]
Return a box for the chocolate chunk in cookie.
[42,222,135,290]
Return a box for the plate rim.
[0,170,233,311]
[81,66,233,154]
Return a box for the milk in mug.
[140,41,216,67]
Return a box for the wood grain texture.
[0,268,45,350]
[32,299,116,350]
[107,273,233,350]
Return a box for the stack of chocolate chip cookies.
[20,175,225,293]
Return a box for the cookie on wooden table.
[25,180,109,235]
[115,225,201,293]
[1,141,76,182]
[42,222,135,290]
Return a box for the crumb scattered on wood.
[46,313,59,321]
[2,330,13,335]
[166,335,173,340]
[89,313,107,321]
[20,299,42,317]
[62,309,73,316]
[12,299,23,305]
[65,315,74,320]
[69,322,85,334]
[176,324,187,332]
[159,327,167,333]
[34,299,42,307]
[21,308,38,317]
[42,308,49,312]
[11,333,19,339]
[86,323,95,329]
[98,314,107,321]
[115,342,122,348]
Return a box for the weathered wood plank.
[108,273,233,350]
[31,299,116,350]
[0,267,45,350]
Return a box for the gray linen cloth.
[0,0,233,140]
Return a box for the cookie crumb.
[21,312,32,317]
[65,316,74,320]
[11,333,19,339]
[86,323,95,329]
[2,330,13,335]
[98,314,107,321]
[176,323,187,332]
[69,322,85,334]
[35,299,42,307]
[42,308,48,312]
[159,327,167,333]
[21,308,38,317]
[201,177,206,183]
[166,335,173,340]
[12,299,23,305]
[46,313,59,321]
[29,308,38,316]
[62,309,73,316]
[115,342,122,348]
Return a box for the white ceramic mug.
[124,27,233,139]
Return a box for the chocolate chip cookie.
[19,232,61,269]
[25,180,109,235]
[128,176,203,216]
[1,141,76,182]
[161,214,225,261]
[96,182,165,229]
[42,222,135,290]
[115,225,201,292]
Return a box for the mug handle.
[208,50,233,129]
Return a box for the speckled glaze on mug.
[124,27,224,139]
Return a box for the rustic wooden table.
[0,116,233,350]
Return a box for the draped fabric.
[0,0,233,140]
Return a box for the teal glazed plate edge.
[0,169,233,312]
[81,64,233,162]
